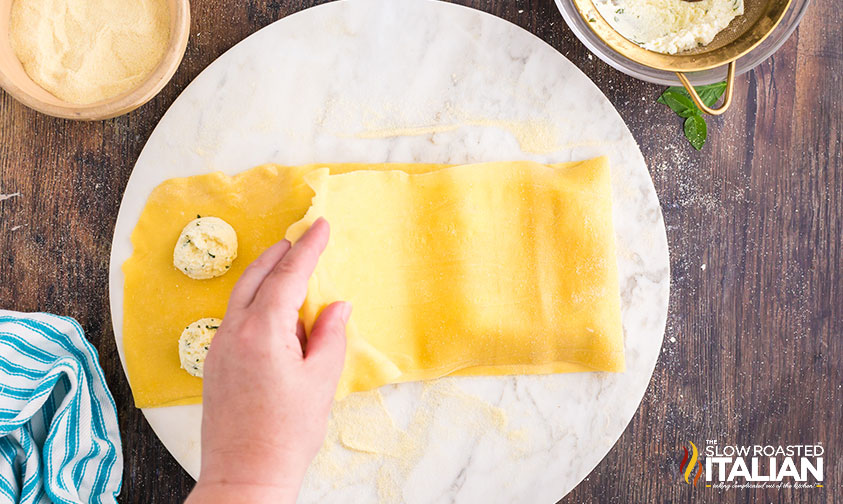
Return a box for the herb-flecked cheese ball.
[173,216,238,279]
[178,317,222,378]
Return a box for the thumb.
[304,301,350,384]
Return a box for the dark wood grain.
[0,0,839,503]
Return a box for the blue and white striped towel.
[0,311,122,504]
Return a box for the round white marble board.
[108,0,670,502]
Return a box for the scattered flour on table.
[1,193,22,233]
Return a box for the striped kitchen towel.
[0,311,122,504]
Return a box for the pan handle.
[675,61,736,116]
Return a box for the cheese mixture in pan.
[593,0,744,54]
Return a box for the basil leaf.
[657,81,722,150]
[697,81,727,107]
[665,81,726,109]
[657,91,698,118]
[684,115,707,150]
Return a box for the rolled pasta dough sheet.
[123,160,623,407]
[286,158,624,399]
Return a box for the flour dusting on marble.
[308,381,527,503]
[354,118,560,154]
[321,91,564,155]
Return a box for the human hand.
[186,218,349,504]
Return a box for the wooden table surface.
[0,0,839,502]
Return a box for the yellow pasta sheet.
[286,159,624,399]
[123,160,623,408]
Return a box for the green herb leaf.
[657,91,698,118]
[697,82,727,107]
[657,81,724,151]
[684,115,707,150]
[664,81,726,109]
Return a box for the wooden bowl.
[0,0,190,120]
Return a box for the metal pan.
[571,0,792,114]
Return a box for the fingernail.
[340,302,352,323]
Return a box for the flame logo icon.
[679,441,704,486]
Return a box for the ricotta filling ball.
[179,317,222,378]
[593,0,744,54]
[173,216,238,279]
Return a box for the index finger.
[251,218,330,323]
[227,238,291,310]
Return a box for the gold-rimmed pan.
[572,0,792,114]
